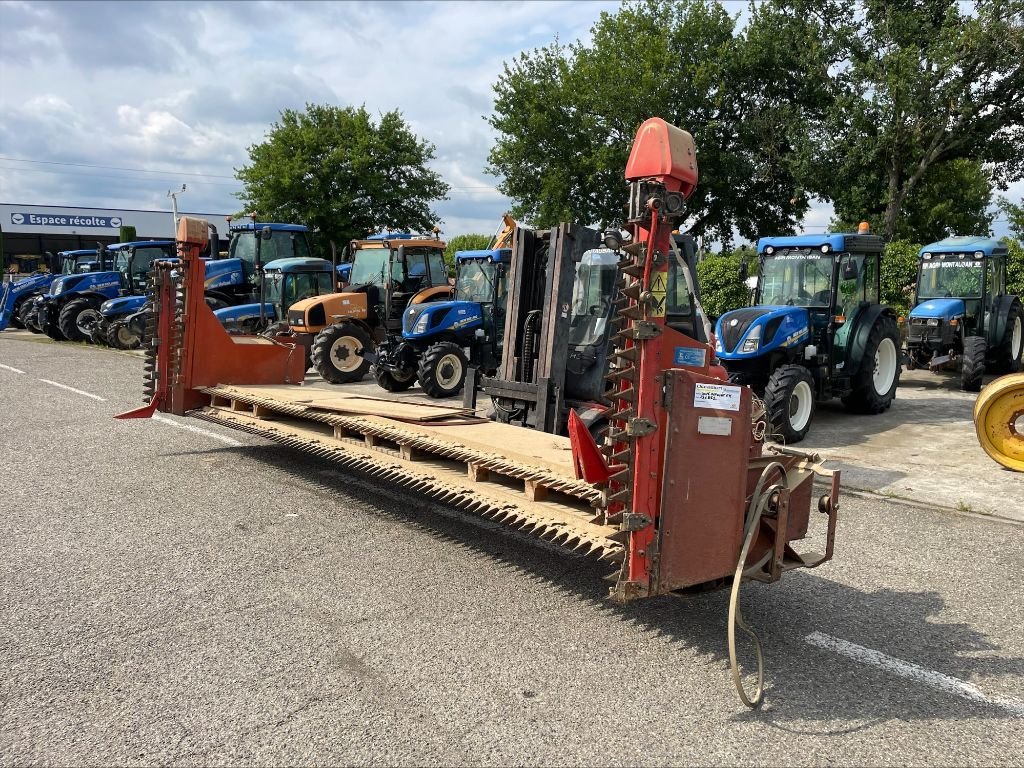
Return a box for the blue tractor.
[4,250,99,332]
[373,247,508,397]
[90,240,178,347]
[214,256,336,369]
[715,231,901,443]
[905,236,1022,391]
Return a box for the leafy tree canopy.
[487,0,836,247]
[820,0,1024,240]
[236,104,449,254]
[443,233,491,272]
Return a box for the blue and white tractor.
[4,250,99,332]
[373,247,509,397]
[715,231,901,443]
[90,240,177,347]
[905,236,1022,391]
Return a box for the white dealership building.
[1,203,230,271]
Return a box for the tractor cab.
[60,249,102,274]
[222,221,311,303]
[715,231,898,443]
[906,236,1021,388]
[215,257,336,335]
[108,241,176,294]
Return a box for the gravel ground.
[1,334,1022,766]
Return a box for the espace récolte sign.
[10,212,122,228]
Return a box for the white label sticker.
[698,416,733,436]
[693,383,741,412]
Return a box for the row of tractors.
[3,216,1020,445]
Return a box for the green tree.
[999,197,1024,241]
[443,234,491,273]
[820,0,1024,241]
[236,104,449,253]
[118,225,138,243]
[487,0,837,246]
[697,251,751,318]
[880,240,921,317]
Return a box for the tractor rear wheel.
[107,320,142,350]
[961,336,986,392]
[374,366,416,392]
[843,316,900,414]
[418,342,468,398]
[58,299,93,342]
[312,323,373,384]
[763,364,816,444]
[991,301,1022,374]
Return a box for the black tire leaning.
[374,365,416,392]
[417,342,468,398]
[960,335,986,392]
[763,363,816,444]
[843,315,901,414]
[311,323,373,384]
[990,300,1022,375]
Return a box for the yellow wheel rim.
[974,373,1024,472]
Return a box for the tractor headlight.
[741,325,762,352]
[413,313,429,334]
[927,318,939,327]
[51,280,64,297]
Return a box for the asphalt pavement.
[1,333,1022,766]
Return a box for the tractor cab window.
[837,253,870,321]
[665,256,694,316]
[64,255,94,274]
[759,250,834,307]
[455,261,499,304]
[263,272,285,305]
[126,247,164,285]
[283,272,328,307]
[391,248,448,292]
[349,249,389,285]
[917,254,984,299]
[986,258,1002,300]
[427,251,448,285]
[570,248,618,348]
[228,229,310,267]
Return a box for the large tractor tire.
[843,315,901,414]
[960,336,986,392]
[991,301,1023,375]
[763,364,816,444]
[107,319,142,350]
[58,298,98,343]
[8,297,26,329]
[417,342,468,399]
[18,300,40,332]
[374,365,416,392]
[311,323,373,384]
[44,305,67,341]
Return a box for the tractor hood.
[715,305,811,360]
[204,257,246,289]
[214,302,278,325]
[403,300,483,338]
[100,295,147,317]
[909,298,964,321]
[47,272,121,299]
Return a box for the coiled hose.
[728,461,787,708]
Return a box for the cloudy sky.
[0,0,1018,240]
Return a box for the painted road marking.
[805,631,1024,718]
[152,414,243,447]
[38,378,107,401]
[0,363,26,374]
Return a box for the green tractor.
[714,230,901,443]
[905,237,1022,391]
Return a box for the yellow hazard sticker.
[649,271,667,317]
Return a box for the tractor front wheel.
[107,320,142,350]
[992,301,1022,375]
[19,301,41,332]
[417,342,468,398]
[374,366,416,392]
[58,299,93,342]
[312,323,373,384]
[961,336,986,392]
[763,364,816,444]
[843,316,900,414]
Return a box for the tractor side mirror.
[739,260,749,281]
[842,260,860,280]
[260,226,272,241]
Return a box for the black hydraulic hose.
[521,309,541,383]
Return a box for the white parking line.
[152,414,242,446]
[805,631,1024,718]
[38,378,107,401]
[0,363,26,374]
